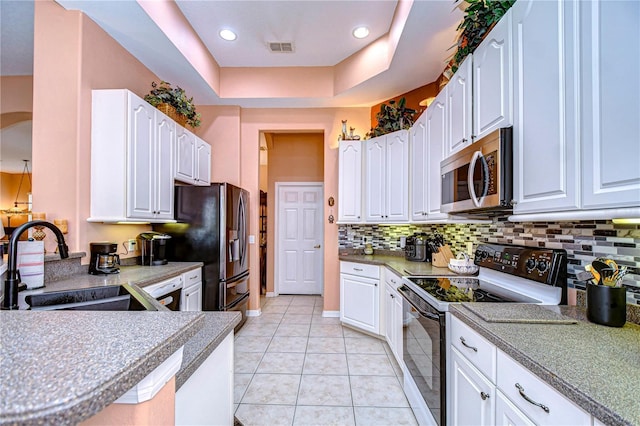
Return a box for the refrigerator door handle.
[238,191,247,265]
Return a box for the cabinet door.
[410,113,428,221]
[581,0,640,209]
[450,347,496,426]
[340,273,379,334]
[495,390,535,426]
[473,10,513,141]
[364,137,386,222]
[425,93,448,219]
[385,130,409,222]
[447,55,473,157]
[155,114,175,220]
[384,284,395,349]
[195,138,211,186]
[182,283,202,312]
[127,96,156,219]
[175,127,196,184]
[512,0,580,214]
[338,141,363,222]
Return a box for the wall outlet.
[126,239,137,251]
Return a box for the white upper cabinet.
[511,0,580,214]
[338,140,363,222]
[364,130,409,222]
[473,10,513,141]
[446,55,473,156]
[195,136,211,186]
[91,89,175,223]
[175,127,211,186]
[580,0,640,209]
[411,92,448,222]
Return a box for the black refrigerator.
[155,183,249,329]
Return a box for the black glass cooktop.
[407,277,518,303]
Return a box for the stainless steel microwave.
[440,127,513,214]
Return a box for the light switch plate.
[249,235,255,244]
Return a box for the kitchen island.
[0,262,241,425]
[450,303,640,426]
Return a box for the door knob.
[314,245,321,248]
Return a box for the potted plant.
[366,97,416,139]
[449,0,515,74]
[144,81,201,128]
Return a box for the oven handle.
[397,285,440,321]
[468,150,490,208]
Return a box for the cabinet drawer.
[497,350,590,425]
[450,315,497,382]
[183,267,202,287]
[340,261,379,279]
[384,269,402,289]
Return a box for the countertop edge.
[449,306,631,426]
[338,254,459,277]
[175,312,242,390]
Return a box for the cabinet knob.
[390,294,395,299]
[462,138,468,143]
[480,392,490,401]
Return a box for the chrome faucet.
[2,220,69,310]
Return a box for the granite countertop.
[450,304,640,426]
[338,253,461,277]
[0,310,203,425]
[0,262,241,425]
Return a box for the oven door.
[398,285,446,426]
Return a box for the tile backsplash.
[338,219,640,305]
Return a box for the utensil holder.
[586,283,626,327]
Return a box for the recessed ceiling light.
[219,29,237,41]
[352,26,370,39]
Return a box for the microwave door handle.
[468,150,489,208]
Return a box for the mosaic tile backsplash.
[338,219,640,305]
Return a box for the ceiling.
[1,0,464,109]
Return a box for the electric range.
[398,243,568,426]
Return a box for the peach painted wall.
[32,0,157,257]
[239,108,369,313]
[259,165,268,192]
[0,76,33,113]
[197,105,241,186]
[265,133,324,295]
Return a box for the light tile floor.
[234,295,418,426]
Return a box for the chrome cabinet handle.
[390,294,395,299]
[515,383,550,413]
[314,244,321,248]
[460,336,478,352]
[390,279,397,284]
[480,392,490,401]
[353,268,363,271]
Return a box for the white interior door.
[276,183,324,295]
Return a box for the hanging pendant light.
[2,160,32,226]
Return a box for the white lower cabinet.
[340,261,380,335]
[180,268,202,312]
[450,347,495,426]
[383,269,403,364]
[448,315,591,426]
[175,332,234,425]
[496,389,535,426]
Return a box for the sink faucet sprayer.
[1,220,69,310]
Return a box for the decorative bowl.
[448,264,479,275]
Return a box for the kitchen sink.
[25,284,158,311]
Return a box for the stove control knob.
[475,249,486,260]
[537,260,549,272]
[526,258,536,270]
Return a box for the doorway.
[275,182,324,295]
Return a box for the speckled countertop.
[450,304,640,426]
[0,262,241,425]
[339,253,462,277]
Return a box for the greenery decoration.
[366,97,416,139]
[450,0,515,73]
[144,81,201,128]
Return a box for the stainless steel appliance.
[398,243,567,425]
[441,127,513,214]
[88,242,120,275]
[155,183,249,330]
[137,232,171,266]
[404,233,445,262]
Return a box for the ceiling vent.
[269,42,294,53]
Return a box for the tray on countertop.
[461,303,578,324]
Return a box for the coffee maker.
[138,232,171,266]
[88,242,120,275]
